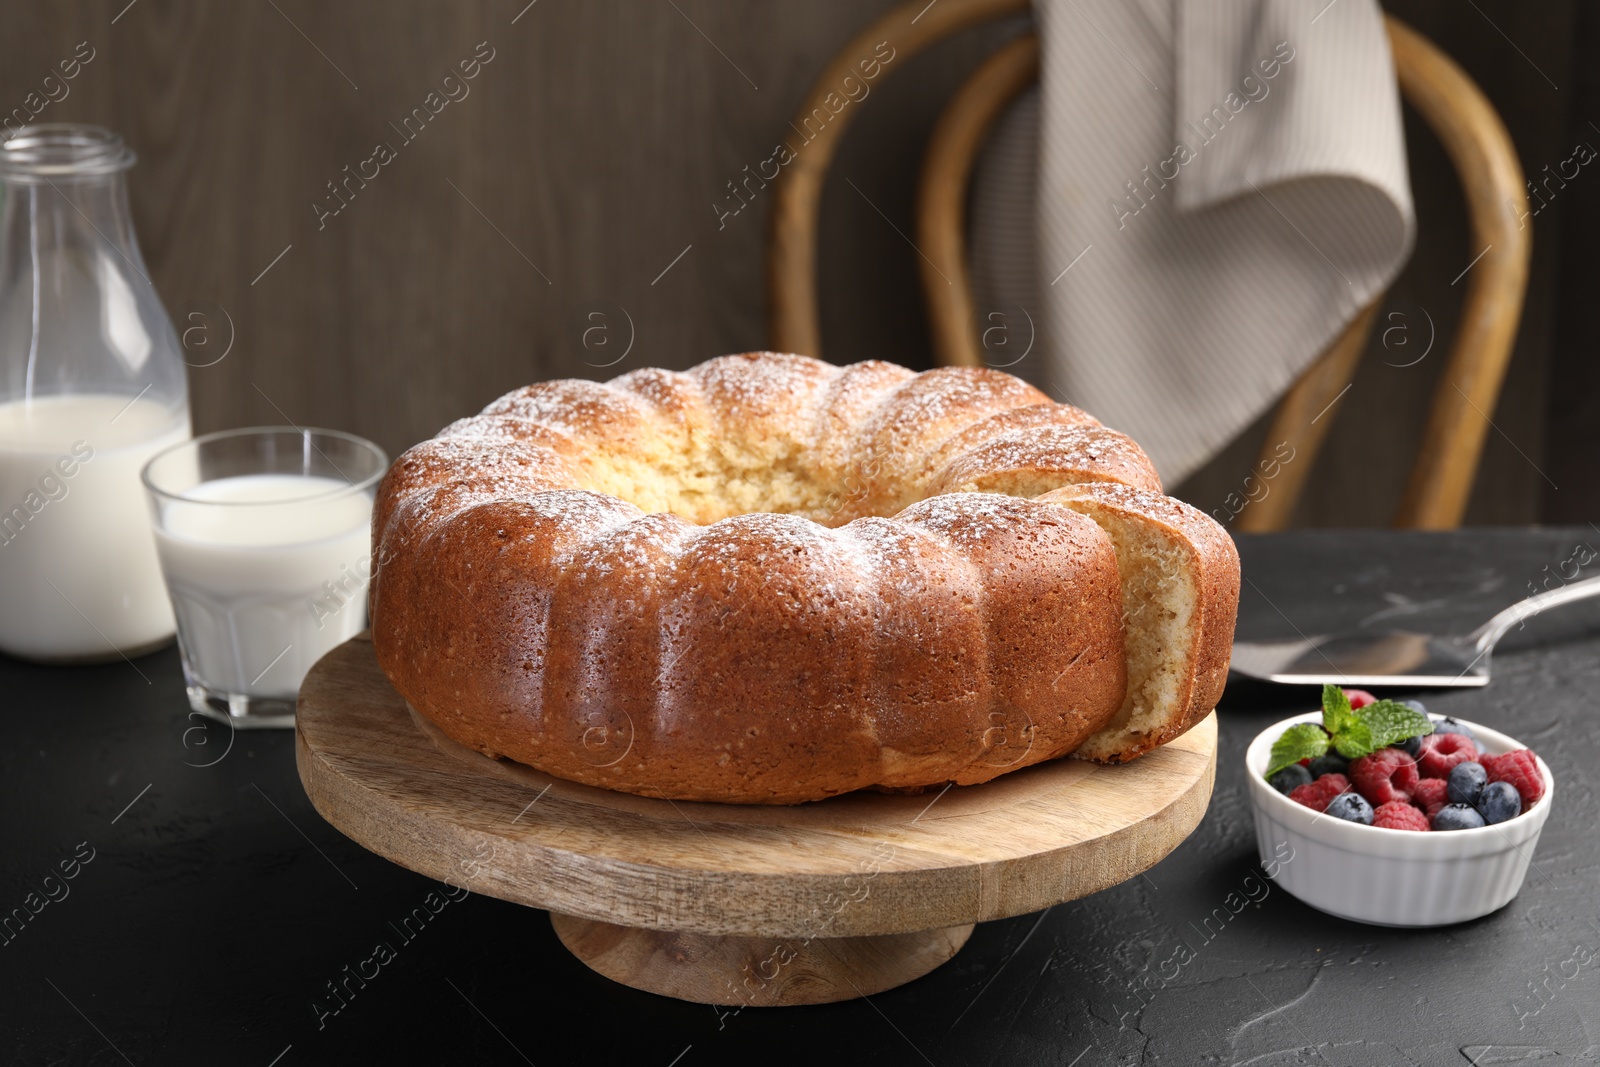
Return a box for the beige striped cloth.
[970,0,1413,485]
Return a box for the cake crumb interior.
[1052,501,1198,750]
[564,424,913,527]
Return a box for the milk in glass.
[152,474,373,700]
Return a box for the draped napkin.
[969,0,1413,485]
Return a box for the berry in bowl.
[1246,686,1554,927]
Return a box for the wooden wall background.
[1,0,1591,527]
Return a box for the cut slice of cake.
[1038,483,1240,763]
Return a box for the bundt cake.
[370,352,1238,804]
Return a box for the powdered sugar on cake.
[366,353,1232,804]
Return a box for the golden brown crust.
[848,367,1055,517]
[480,378,658,451]
[372,496,1126,804]
[371,354,1162,804]
[895,496,1127,784]
[932,425,1163,499]
[805,360,916,520]
[1038,483,1240,763]
[913,401,1101,486]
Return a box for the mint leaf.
[1267,723,1330,777]
[1353,700,1434,750]
[1299,689,1429,768]
[1332,719,1375,759]
[1321,683,1356,735]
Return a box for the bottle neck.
[0,125,186,417]
[0,124,144,274]
[0,169,145,273]
[0,124,136,179]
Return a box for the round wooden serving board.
[296,634,1217,1005]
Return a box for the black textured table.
[5,529,1600,1066]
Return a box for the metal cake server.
[1229,574,1600,687]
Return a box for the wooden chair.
[767,0,1529,530]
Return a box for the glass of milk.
[142,427,387,728]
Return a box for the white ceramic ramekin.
[1247,712,1554,927]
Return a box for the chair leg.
[1386,16,1530,529]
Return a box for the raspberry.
[1289,773,1351,813]
[1485,749,1545,813]
[1343,688,1377,709]
[1411,777,1450,818]
[1373,800,1430,831]
[1479,751,1511,778]
[1350,749,1419,806]
[1418,733,1479,778]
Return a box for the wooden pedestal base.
[550,912,974,1006]
[296,635,1217,1007]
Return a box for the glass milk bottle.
[0,125,191,662]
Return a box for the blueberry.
[1268,764,1312,794]
[1325,792,1374,825]
[1477,781,1522,824]
[1432,803,1487,831]
[1307,753,1349,778]
[1432,717,1476,741]
[1399,699,1428,715]
[1448,760,1488,806]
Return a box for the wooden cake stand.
[295,635,1217,1006]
